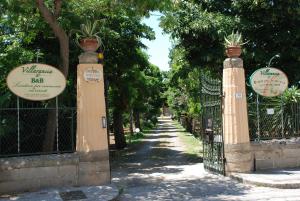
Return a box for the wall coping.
[251,139,300,149]
[0,153,79,171]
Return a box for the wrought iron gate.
[201,74,225,175]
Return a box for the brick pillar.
[76,52,110,185]
[223,57,253,174]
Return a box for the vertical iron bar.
[17,97,20,154]
[256,94,260,140]
[56,97,59,152]
[71,109,74,151]
[36,49,40,63]
[298,103,300,135]
[296,103,298,136]
[298,103,300,136]
[220,87,225,176]
[281,96,284,138]
[200,73,205,165]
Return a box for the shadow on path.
[111,117,254,200]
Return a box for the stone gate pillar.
[223,57,253,174]
[76,52,110,185]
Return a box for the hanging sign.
[250,67,288,97]
[6,63,66,101]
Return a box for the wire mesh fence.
[0,95,76,157]
[248,95,300,140]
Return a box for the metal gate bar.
[201,73,225,175]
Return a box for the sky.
[141,13,172,72]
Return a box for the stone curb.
[0,184,120,201]
[230,174,300,189]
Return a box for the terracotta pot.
[79,38,100,52]
[225,46,242,58]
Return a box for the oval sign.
[6,63,66,101]
[250,67,288,97]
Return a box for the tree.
[161,0,300,124]
[1,0,168,151]
[35,0,70,152]
[161,0,300,84]
[36,0,69,77]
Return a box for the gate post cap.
[79,52,98,64]
[224,58,243,69]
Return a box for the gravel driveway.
[111,117,300,201]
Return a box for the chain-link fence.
[248,94,300,140]
[0,95,76,157]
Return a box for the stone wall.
[252,141,300,170]
[0,153,110,194]
[225,141,300,174]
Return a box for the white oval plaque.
[83,67,102,83]
[6,63,66,101]
[250,67,288,97]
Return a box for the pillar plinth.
[76,52,110,185]
[223,57,253,173]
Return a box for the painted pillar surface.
[77,63,108,152]
[223,58,249,144]
[76,52,110,185]
[223,57,253,173]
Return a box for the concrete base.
[0,153,110,194]
[225,143,254,174]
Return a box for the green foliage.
[126,131,144,144]
[0,0,167,149]
[161,0,300,83]
[161,0,300,120]
[281,86,300,104]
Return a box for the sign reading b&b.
[6,63,66,101]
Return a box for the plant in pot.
[224,31,247,58]
[71,20,102,52]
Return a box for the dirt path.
[111,117,300,201]
[111,117,206,198]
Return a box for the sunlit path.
[111,117,300,201]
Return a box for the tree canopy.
[161,0,300,125]
[0,0,167,149]
[161,0,300,81]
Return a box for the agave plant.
[224,31,247,47]
[70,20,103,46]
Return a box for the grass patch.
[126,132,145,145]
[173,121,203,159]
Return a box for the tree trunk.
[36,0,69,77]
[36,0,69,152]
[113,110,126,149]
[133,110,141,131]
[187,117,193,133]
[42,109,57,152]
